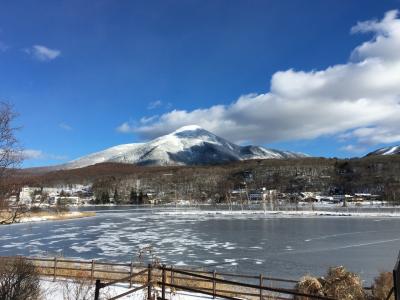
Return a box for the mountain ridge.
[366,145,400,156]
[55,125,307,169]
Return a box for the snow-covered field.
[40,277,221,300]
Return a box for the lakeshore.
[0,210,96,224]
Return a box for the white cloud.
[26,45,61,61]
[22,149,67,161]
[22,149,44,160]
[340,144,367,154]
[116,122,133,133]
[118,10,400,149]
[59,122,72,131]
[147,100,162,110]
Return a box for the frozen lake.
[1,206,400,284]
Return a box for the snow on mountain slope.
[59,125,307,169]
[366,145,400,156]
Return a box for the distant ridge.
[366,145,400,156]
[50,125,308,170]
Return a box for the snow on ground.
[40,277,222,300]
[154,209,400,218]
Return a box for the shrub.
[58,274,93,300]
[29,206,43,213]
[372,272,394,300]
[321,266,365,300]
[294,275,324,300]
[294,266,366,300]
[0,257,41,300]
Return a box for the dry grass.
[322,266,365,300]
[1,210,95,223]
[295,266,368,300]
[23,211,96,221]
[371,272,394,300]
[295,275,324,300]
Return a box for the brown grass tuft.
[321,266,365,300]
[372,271,394,300]
[294,275,324,300]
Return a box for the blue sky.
[1,0,400,167]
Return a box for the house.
[19,186,41,205]
[50,196,80,206]
[249,188,277,201]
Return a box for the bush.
[29,206,43,213]
[294,266,366,300]
[372,272,394,300]
[294,275,324,300]
[322,266,365,300]
[59,274,93,300]
[0,257,41,300]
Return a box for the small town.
[7,184,384,208]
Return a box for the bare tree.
[0,102,24,224]
[0,102,21,175]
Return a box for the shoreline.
[152,209,400,218]
[17,211,96,223]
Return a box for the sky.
[1,0,400,167]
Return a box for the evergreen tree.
[101,191,110,204]
[129,188,137,204]
[113,188,120,203]
[138,191,144,205]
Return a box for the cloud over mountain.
[119,10,400,149]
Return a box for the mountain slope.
[59,125,307,169]
[366,145,400,156]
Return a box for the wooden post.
[394,269,398,300]
[147,264,152,300]
[171,265,174,285]
[162,264,166,300]
[91,260,95,284]
[259,274,263,300]
[129,261,134,288]
[213,270,216,299]
[53,257,58,281]
[94,279,101,300]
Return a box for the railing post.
[394,269,398,300]
[171,265,174,285]
[213,270,216,299]
[94,279,101,300]
[147,263,152,300]
[162,264,166,300]
[129,261,134,288]
[53,257,58,281]
[259,274,263,300]
[91,260,95,284]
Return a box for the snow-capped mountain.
[59,125,307,169]
[366,145,400,156]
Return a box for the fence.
[9,255,400,300]
[0,255,335,299]
[93,263,337,300]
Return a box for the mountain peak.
[55,126,307,169]
[172,125,204,134]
